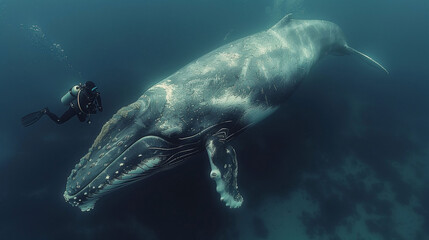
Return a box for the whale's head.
[63,93,184,211]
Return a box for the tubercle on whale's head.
[63,93,171,211]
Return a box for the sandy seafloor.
[0,0,428,239]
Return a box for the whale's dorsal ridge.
[271,13,293,29]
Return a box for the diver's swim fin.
[21,110,45,127]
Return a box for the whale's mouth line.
[67,136,145,198]
[66,135,205,199]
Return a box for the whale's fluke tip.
[346,46,389,75]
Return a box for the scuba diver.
[21,81,103,127]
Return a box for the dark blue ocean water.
[1,0,428,239]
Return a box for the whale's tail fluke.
[346,46,389,74]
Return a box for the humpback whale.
[63,15,388,211]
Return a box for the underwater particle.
[105,175,110,180]
[138,154,142,157]
[21,24,73,67]
[123,157,127,160]
[119,163,124,166]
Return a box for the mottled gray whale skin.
[64,15,387,211]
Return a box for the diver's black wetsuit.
[46,83,103,124]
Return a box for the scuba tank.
[61,85,80,105]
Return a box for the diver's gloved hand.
[98,106,103,112]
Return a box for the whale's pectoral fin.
[205,136,243,208]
